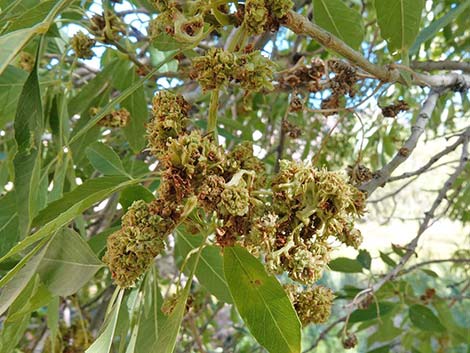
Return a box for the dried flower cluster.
[285,284,335,326]
[70,31,96,59]
[190,48,275,92]
[93,107,130,128]
[103,86,365,328]
[90,10,126,43]
[148,1,207,44]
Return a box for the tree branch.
[283,12,470,89]
[411,60,470,73]
[388,127,470,182]
[283,11,399,83]
[400,258,470,276]
[360,91,441,195]
[305,133,470,352]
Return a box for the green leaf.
[6,276,53,322]
[0,28,35,76]
[368,345,392,353]
[0,243,47,315]
[379,251,397,267]
[0,65,27,128]
[86,290,125,353]
[410,0,470,55]
[0,192,19,258]
[135,271,167,352]
[224,246,301,353]
[37,228,105,296]
[119,185,154,211]
[0,0,73,75]
[329,257,363,273]
[13,149,41,239]
[86,142,129,177]
[113,63,149,153]
[175,230,233,303]
[374,0,425,52]
[5,0,55,33]
[408,304,445,332]
[47,296,60,353]
[0,176,136,264]
[0,273,39,353]
[313,0,365,49]
[151,33,186,51]
[150,245,202,353]
[357,249,372,270]
[14,53,42,151]
[67,63,115,115]
[349,302,396,323]
[420,269,438,278]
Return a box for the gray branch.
[360,91,441,195]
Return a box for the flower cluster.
[103,87,366,328]
[285,284,335,326]
[147,91,191,156]
[70,31,95,59]
[243,0,293,35]
[18,52,35,72]
[264,161,365,283]
[94,108,130,128]
[103,200,168,287]
[190,48,275,92]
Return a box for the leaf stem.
[208,89,219,141]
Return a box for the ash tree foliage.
[0,0,470,352]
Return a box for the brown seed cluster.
[278,58,325,92]
[381,99,409,117]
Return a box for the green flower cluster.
[103,200,168,288]
[264,160,365,283]
[285,284,335,326]
[147,91,191,157]
[243,0,293,35]
[190,48,275,92]
[103,87,365,302]
[70,31,95,59]
[104,90,267,287]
